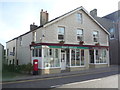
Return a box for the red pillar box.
[33,59,38,75]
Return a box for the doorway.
[61,51,66,70]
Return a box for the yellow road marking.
[1,69,118,85]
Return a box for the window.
[32,48,42,57]
[95,49,107,63]
[77,13,82,23]
[93,31,99,42]
[58,27,65,40]
[33,31,36,42]
[90,49,107,64]
[20,37,22,46]
[13,47,15,56]
[44,48,60,68]
[71,49,84,66]
[77,29,83,41]
[7,49,9,56]
[109,28,115,39]
[89,49,94,63]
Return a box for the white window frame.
[76,29,83,42]
[33,31,36,42]
[43,48,61,69]
[77,13,82,23]
[20,37,22,46]
[93,31,99,42]
[57,27,65,41]
[70,49,85,67]
[91,49,107,64]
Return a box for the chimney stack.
[40,9,49,25]
[90,9,97,17]
[30,22,38,31]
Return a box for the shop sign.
[49,46,89,49]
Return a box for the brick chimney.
[30,22,38,31]
[90,9,97,17]
[40,9,49,25]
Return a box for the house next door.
[61,52,66,70]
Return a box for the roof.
[102,10,120,22]
[7,6,110,43]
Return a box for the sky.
[0,0,119,47]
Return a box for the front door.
[61,52,66,70]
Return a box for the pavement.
[2,65,119,82]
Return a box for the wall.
[17,32,33,65]
[42,9,109,46]
[0,44,4,71]
[6,39,17,64]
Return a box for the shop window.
[58,27,65,40]
[44,48,60,68]
[35,49,38,57]
[77,29,83,41]
[39,49,42,57]
[93,31,99,42]
[71,49,84,66]
[71,49,75,66]
[89,50,94,63]
[90,49,107,64]
[32,48,42,57]
[76,49,80,66]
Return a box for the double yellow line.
[1,69,118,85]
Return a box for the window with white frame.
[95,49,107,63]
[89,49,107,64]
[58,27,65,40]
[93,31,99,42]
[71,49,84,66]
[77,13,82,23]
[19,37,22,46]
[44,48,60,68]
[32,48,42,57]
[77,29,83,41]
[33,31,36,42]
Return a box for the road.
[2,68,119,89]
[57,74,118,88]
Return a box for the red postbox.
[33,59,38,75]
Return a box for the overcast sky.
[0,0,119,47]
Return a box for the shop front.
[30,43,109,75]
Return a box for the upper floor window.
[19,37,22,46]
[77,29,83,41]
[109,28,115,39]
[58,27,65,40]
[33,31,36,42]
[7,49,9,56]
[13,47,15,56]
[93,31,99,42]
[77,13,82,23]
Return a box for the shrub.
[3,63,33,74]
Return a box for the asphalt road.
[57,74,118,88]
[2,68,119,89]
